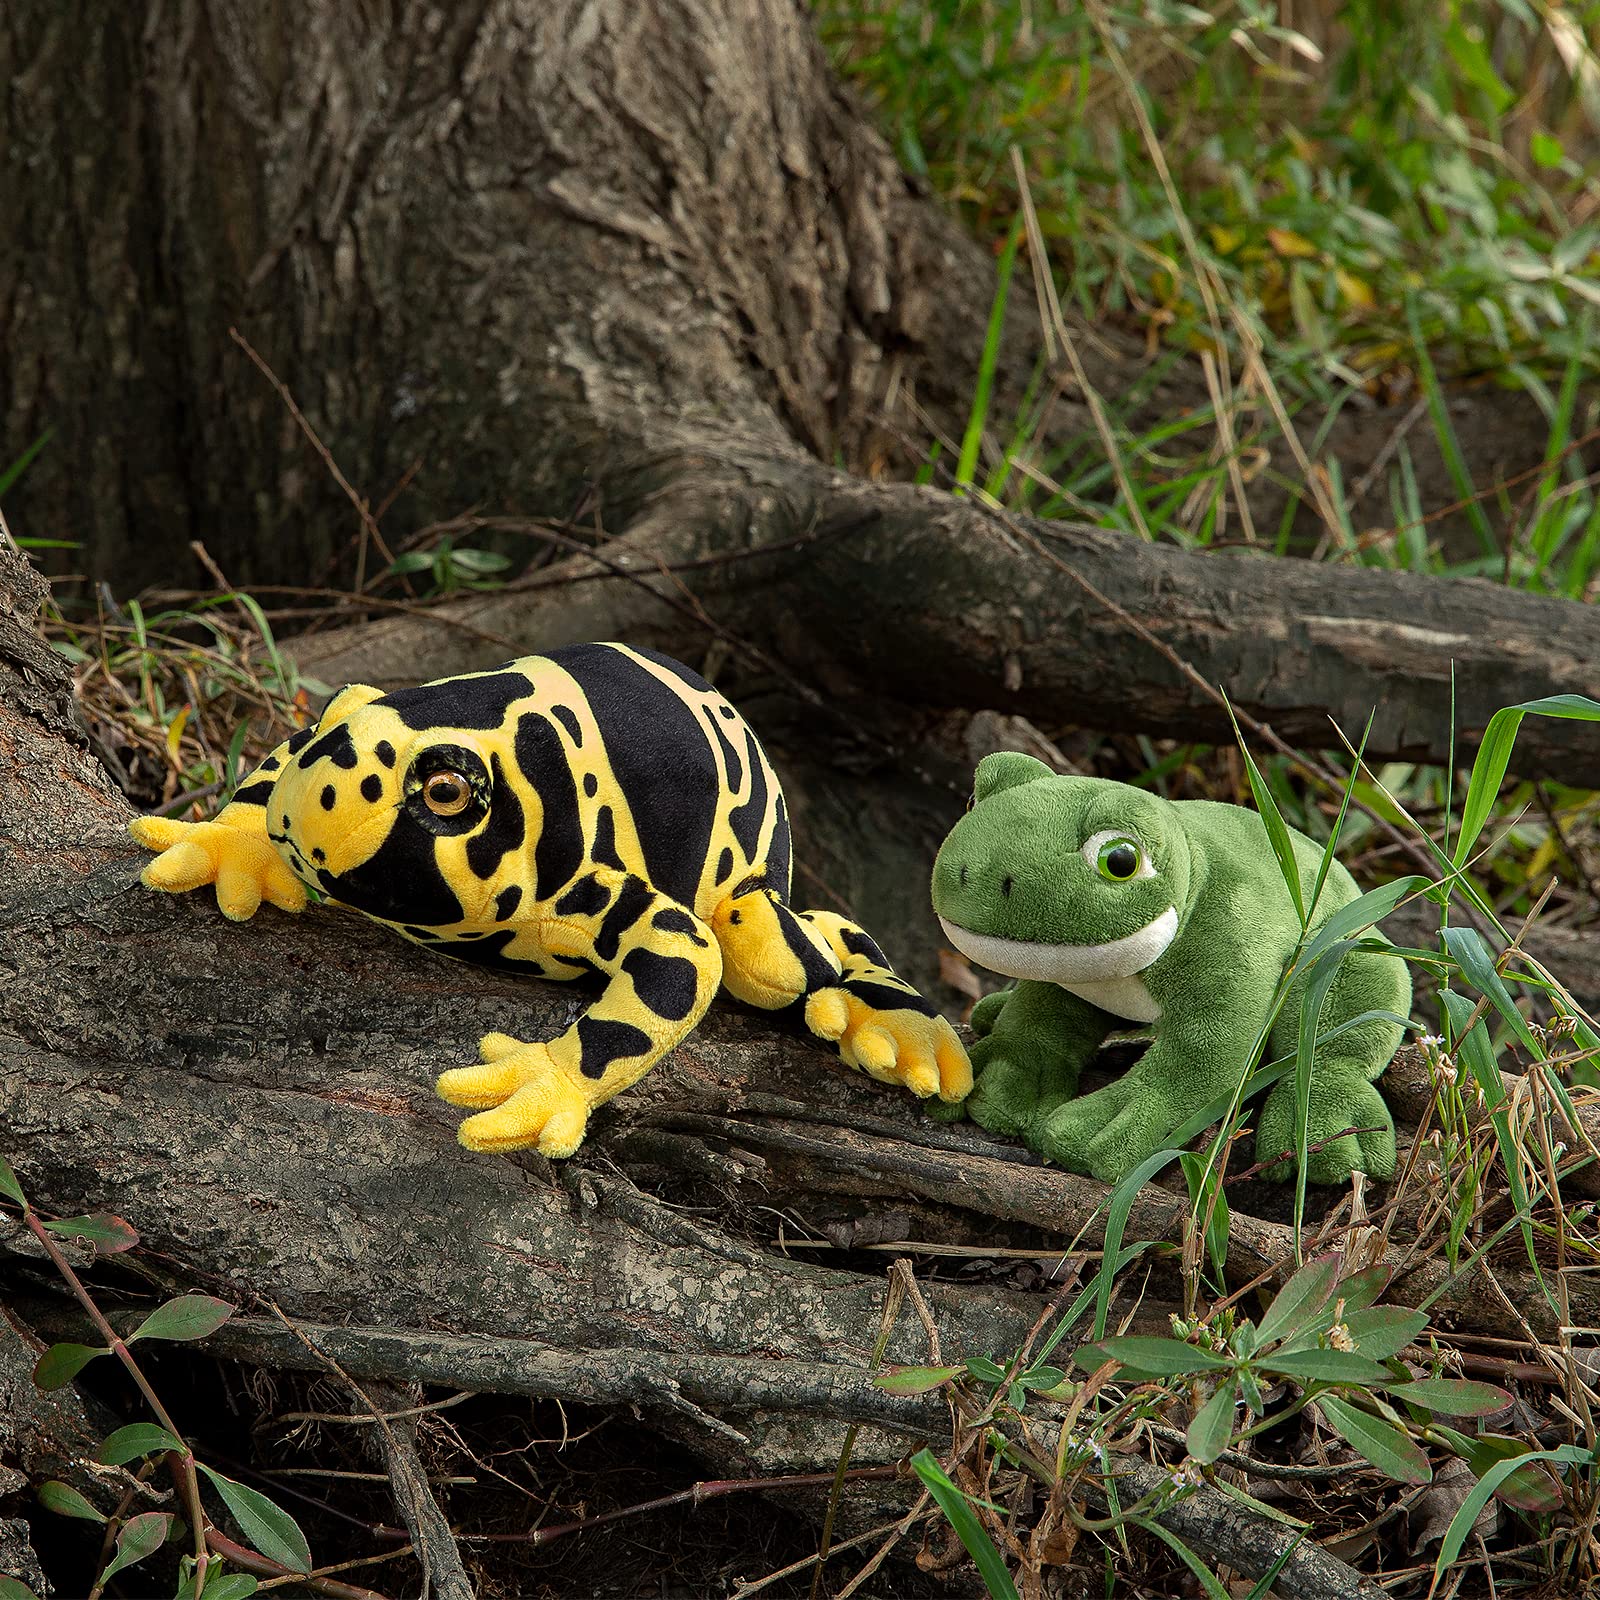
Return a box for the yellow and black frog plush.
[131,643,970,1156]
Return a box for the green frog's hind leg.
[711,886,971,1102]
[1259,944,1411,1183]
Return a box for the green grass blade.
[909,1449,1020,1600]
[955,217,1024,494]
[1453,695,1600,869]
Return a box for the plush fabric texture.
[930,754,1409,1185]
[132,643,970,1157]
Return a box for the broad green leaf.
[1318,1396,1431,1484]
[908,1449,1020,1600]
[0,1158,24,1208]
[1432,1428,1564,1513]
[1454,696,1600,870]
[1266,1349,1391,1385]
[874,1365,961,1395]
[1333,1264,1393,1314]
[1341,1306,1428,1361]
[43,1213,139,1254]
[1432,1445,1593,1580]
[0,1578,42,1600]
[1443,926,1541,1058]
[1256,1255,1341,1347]
[97,1511,175,1585]
[196,1464,311,1574]
[39,1480,106,1521]
[199,1575,259,1600]
[99,1423,187,1466]
[1020,1365,1066,1392]
[1397,1377,1511,1417]
[130,1294,234,1344]
[963,1357,1007,1384]
[1186,1380,1238,1465]
[1094,1336,1231,1377]
[33,1342,108,1391]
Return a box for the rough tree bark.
[0,0,1593,771]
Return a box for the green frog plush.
[931,754,1409,1185]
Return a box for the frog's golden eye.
[423,771,472,816]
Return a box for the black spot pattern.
[594,876,653,962]
[513,712,584,896]
[360,773,383,803]
[445,929,546,976]
[374,741,396,768]
[320,785,337,810]
[576,1016,652,1080]
[583,772,598,797]
[840,975,938,1018]
[232,779,275,806]
[466,754,526,880]
[591,807,625,871]
[300,723,361,770]
[622,948,702,1021]
[767,794,793,898]
[404,926,442,940]
[259,756,280,772]
[379,671,534,731]
[285,727,316,756]
[776,903,843,992]
[551,645,718,907]
[495,885,523,920]
[550,704,583,745]
[326,812,464,924]
[716,847,734,884]
[841,926,889,966]
[652,908,709,946]
[727,729,769,859]
[312,847,326,863]
[555,875,612,919]
[701,705,743,792]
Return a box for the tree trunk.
[3,0,1589,597]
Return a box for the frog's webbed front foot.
[961,982,1112,1139]
[1035,1074,1178,1182]
[437,1034,595,1157]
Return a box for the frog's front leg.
[1036,984,1268,1184]
[963,981,1115,1139]
[436,874,723,1156]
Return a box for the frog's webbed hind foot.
[1256,1072,1397,1184]
[711,890,970,1102]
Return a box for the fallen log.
[287,461,1600,789]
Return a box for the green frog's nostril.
[1001,875,1014,898]
[959,862,969,887]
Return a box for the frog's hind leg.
[1258,944,1411,1183]
[711,885,971,1102]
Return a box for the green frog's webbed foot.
[1256,1072,1397,1184]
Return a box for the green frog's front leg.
[1035,983,1266,1183]
[962,981,1117,1140]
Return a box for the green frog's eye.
[1081,829,1151,882]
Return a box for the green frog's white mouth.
[937,906,1179,1024]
